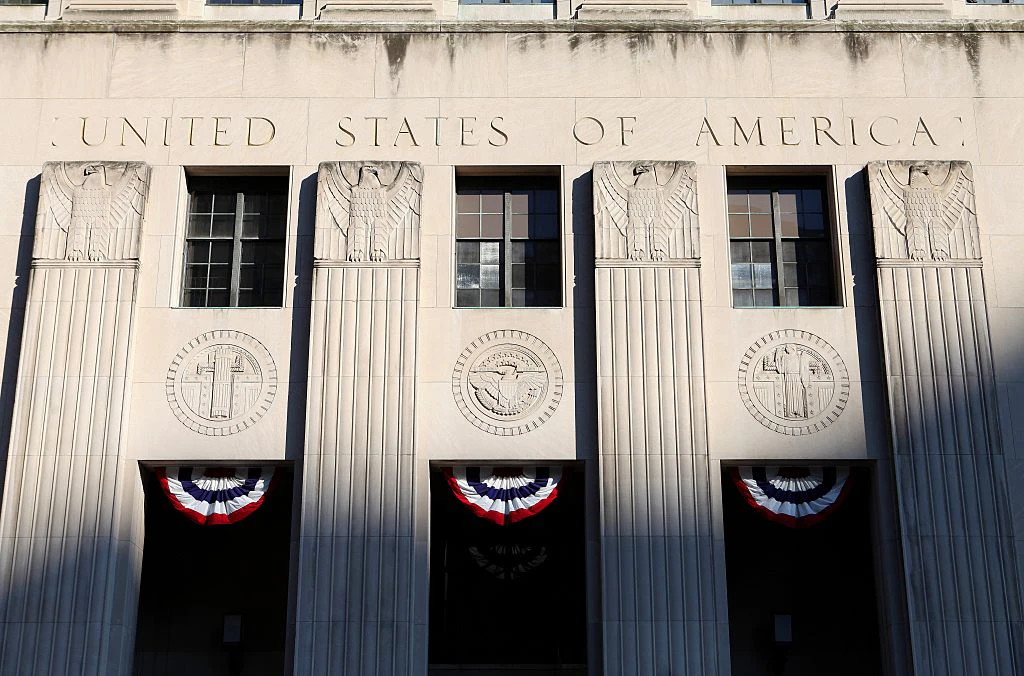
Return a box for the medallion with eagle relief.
[452,330,564,436]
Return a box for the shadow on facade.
[0,175,37,513]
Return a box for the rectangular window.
[727,176,837,308]
[455,176,561,308]
[182,176,287,308]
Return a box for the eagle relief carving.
[316,161,423,263]
[868,160,979,262]
[36,161,150,262]
[593,160,699,261]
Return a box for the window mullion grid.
[503,192,513,308]
[230,191,245,307]
[770,189,785,306]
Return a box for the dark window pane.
[754,289,776,306]
[532,215,559,239]
[510,214,530,239]
[456,241,479,264]
[777,190,799,213]
[511,289,526,306]
[456,214,480,238]
[512,264,526,288]
[748,192,771,213]
[186,241,209,264]
[481,193,503,213]
[213,193,237,213]
[456,264,480,289]
[731,264,753,290]
[185,265,208,289]
[206,290,230,307]
[184,289,207,307]
[800,213,825,236]
[802,189,823,212]
[750,241,772,263]
[728,214,750,238]
[479,290,502,307]
[727,192,747,213]
[481,214,504,238]
[188,215,211,238]
[534,190,558,213]
[480,242,501,265]
[456,289,479,307]
[733,289,754,307]
[509,193,530,214]
[749,214,773,238]
[211,214,235,238]
[456,193,479,213]
[207,265,232,289]
[191,193,213,213]
[729,241,750,263]
[479,264,501,290]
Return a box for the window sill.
[730,305,844,310]
[204,2,300,17]
[456,2,554,18]
[0,3,46,19]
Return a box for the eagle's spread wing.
[871,162,910,236]
[939,164,976,234]
[467,370,501,395]
[659,163,698,233]
[108,164,149,231]
[593,162,630,237]
[43,163,75,233]
[384,162,423,236]
[514,371,547,401]
[318,164,354,232]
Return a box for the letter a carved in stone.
[36,161,150,262]
[868,160,979,262]
[592,161,698,261]
[316,161,423,263]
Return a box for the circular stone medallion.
[737,330,849,436]
[452,330,564,436]
[166,331,278,436]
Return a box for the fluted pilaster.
[293,162,426,675]
[0,161,149,676]
[593,161,727,675]
[868,160,1023,675]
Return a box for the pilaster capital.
[35,161,150,264]
[867,159,981,266]
[315,161,424,265]
[592,160,700,264]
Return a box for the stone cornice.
[2,18,1024,33]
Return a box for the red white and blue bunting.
[158,466,276,526]
[732,466,851,528]
[445,466,562,526]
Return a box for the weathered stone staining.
[0,17,1022,676]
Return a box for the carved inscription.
[316,161,423,262]
[36,161,149,262]
[868,160,979,262]
[738,331,849,436]
[593,161,698,261]
[166,331,277,437]
[452,331,563,437]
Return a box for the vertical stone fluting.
[592,161,726,675]
[293,162,426,675]
[0,161,149,676]
[868,160,1022,675]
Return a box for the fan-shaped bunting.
[158,466,276,526]
[732,465,851,528]
[445,466,561,526]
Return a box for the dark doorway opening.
[722,465,883,676]
[428,465,587,675]
[133,466,293,676]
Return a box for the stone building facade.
[0,4,1023,675]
